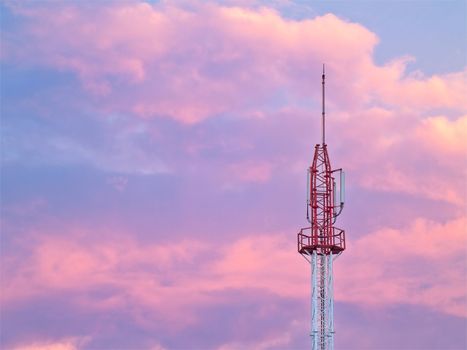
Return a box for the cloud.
[4,1,464,125]
[330,106,467,206]
[3,1,465,204]
[2,215,465,327]
[415,114,467,157]
[2,1,465,208]
[216,322,296,350]
[335,216,467,318]
[10,337,89,350]
[1,228,301,313]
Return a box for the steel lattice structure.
[297,66,345,350]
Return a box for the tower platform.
[298,226,346,255]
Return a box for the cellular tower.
[297,66,346,350]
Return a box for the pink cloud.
[10,337,168,350]
[203,234,305,298]
[415,114,467,157]
[326,104,467,206]
[1,230,210,325]
[4,1,465,205]
[11,337,89,350]
[363,58,467,111]
[2,215,465,325]
[5,1,464,124]
[335,216,467,318]
[4,1,465,206]
[1,228,301,335]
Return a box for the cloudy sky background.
[1,0,466,349]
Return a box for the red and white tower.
[297,66,345,350]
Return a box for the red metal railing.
[297,226,345,255]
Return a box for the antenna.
[322,64,325,145]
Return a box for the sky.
[0,0,466,349]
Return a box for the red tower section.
[297,144,345,255]
[297,67,345,257]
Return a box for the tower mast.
[298,66,346,350]
[322,64,325,145]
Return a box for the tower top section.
[322,64,326,145]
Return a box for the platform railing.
[297,226,345,254]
